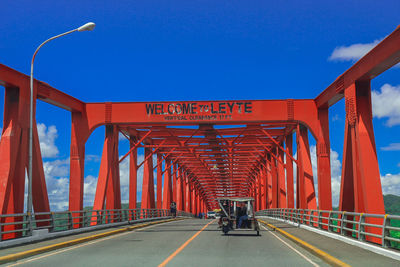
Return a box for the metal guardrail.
[255,208,400,250]
[0,209,194,241]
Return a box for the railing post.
[382,214,390,248]
[340,212,346,235]
[96,211,101,225]
[27,212,33,236]
[68,212,73,230]
[327,211,332,232]
[318,210,322,229]
[50,212,55,232]
[358,213,365,241]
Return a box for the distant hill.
[384,194,400,215]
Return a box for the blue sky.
[1,1,399,210]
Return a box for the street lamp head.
[77,22,96,32]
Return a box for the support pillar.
[296,125,317,210]
[173,163,177,203]
[285,134,294,208]
[69,111,89,227]
[0,86,50,237]
[271,154,278,209]
[266,155,272,209]
[93,125,121,223]
[277,148,287,208]
[156,153,163,209]
[141,147,155,209]
[176,166,184,211]
[261,164,267,210]
[129,140,137,210]
[162,157,172,209]
[339,82,384,243]
[317,108,332,210]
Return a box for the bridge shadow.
[221,233,262,237]
[140,229,221,232]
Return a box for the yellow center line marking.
[6,220,178,267]
[158,219,215,267]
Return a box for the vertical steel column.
[141,147,155,209]
[317,107,332,211]
[105,126,121,214]
[285,134,294,208]
[173,163,177,203]
[185,174,190,212]
[69,112,88,227]
[277,148,287,208]
[181,170,186,212]
[261,163,267,210]
[339,82,384,243]
[296,125,317,210]
[176,166,183,211]
[196,191,200,216]
[0,87,29,239]
[162,157,172,209]
[266,155,272,209]
[129,139,138,210]
[257,171,262,211]
[187,180,192,213]
[156,153,163,209]
[93,125,121,223]
[271,152,278,209]
[192,187,197,215]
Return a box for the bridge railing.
[0,208,194,241]
[256,208,400,250]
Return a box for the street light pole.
[28,22,95,228]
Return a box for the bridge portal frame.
[0,25,399,244]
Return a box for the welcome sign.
[145,101,253,121]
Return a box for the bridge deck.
[1,219,398,266]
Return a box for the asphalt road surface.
[5,219,329,267]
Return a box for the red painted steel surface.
[1,26,400,244]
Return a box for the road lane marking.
[261,225,319,267]
[4,219,180,266]
[158,219,215,267]
[258,219,351,267]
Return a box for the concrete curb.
[0,218,184,265]
[259,215,400,262]
[258,219,351,267]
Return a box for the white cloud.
[119,132,128,141]
[309,146,342,207]
[328,40,380,62]
[372,84,400,126]
[43,158,70,211]
[381,143,400,151]
[37,123,59,158]
[82,154,146,208]
[380,173,400,195]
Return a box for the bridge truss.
[0,26,399,242]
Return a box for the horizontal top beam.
[315,25,400,108]
[0,64,84,112]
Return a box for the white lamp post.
[28,22,95,225]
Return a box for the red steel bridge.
[0,26,400,264]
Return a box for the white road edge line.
[261,225,320,267]
[7,220,179,267]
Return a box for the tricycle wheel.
[222,226,229,235]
